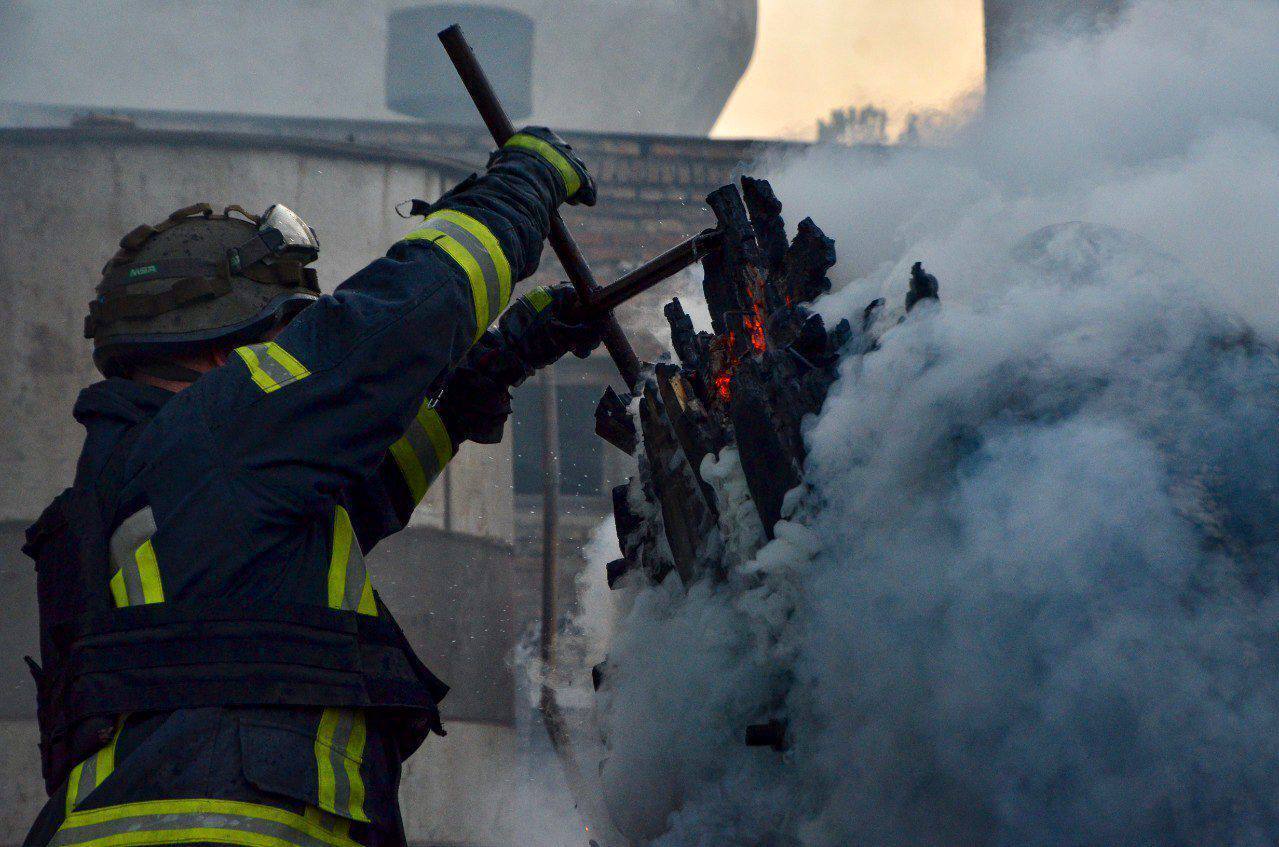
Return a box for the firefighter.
[21,128,602,847]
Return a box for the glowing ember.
[745,312,766,353]
[711,299,769,404]
[712,330,739,401]
[744,268,770,354]
[715,370,733,401]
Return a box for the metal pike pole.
[438,24,643,389]
[439,25,654,845]
[582,227,724,317]
[537,365,560,726]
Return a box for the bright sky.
[711,0,987,141]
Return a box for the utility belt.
[30,598,447,795]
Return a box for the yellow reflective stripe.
[64,718,124,814]
[356,578,376,616]
[343,714,368,821]
[59,828,302,847]
[326,507,354,610]
[403,227,490,339]
[266,343,309,380]
[134,541,164,604]
[505,132,582,199]
[327,508,376,617]
[234,342,311,393]
[388,403,454,507]
[108,570,128,608]
[326,507,375,616]
[233,344,275,392]
[419,405,454,471]
[314,709,370,823]
[315,708,339,814]
[52,798,360,847]
[526,285,553,313]
[388,437,428,503]
[427,209,512,310]
[108,509,162,608]
[109,547,164,609]
[96,717,122,782]
[64,761,84,816]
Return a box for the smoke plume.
[585,3,1279,844]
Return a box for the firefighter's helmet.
[85,203,321,376]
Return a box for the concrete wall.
[0,128,519,845]
[0,0,756,137]
[0,127,516,537]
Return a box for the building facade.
[0,0,755,138]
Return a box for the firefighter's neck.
[132,349,228,393]
[131,325,286,392]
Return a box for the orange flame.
[744,271,769,354]
[714,330,738,401]
[745,310,767,354]
[709,273,772,403]
[715,370,733,402]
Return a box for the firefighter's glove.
[435,343,513,445]
[435,285,603,444]
[496,283,605,381]
[493,126,597,207]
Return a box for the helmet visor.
[260,204,320,262]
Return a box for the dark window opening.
[512,380,605,497]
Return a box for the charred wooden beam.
[605,558,630,590]
[595,386,637,455]
[638,381,720,583]
[612,474,668,585]
[779,217,836,308]
[654,364,721,515]
[612,483,644,563]
[702,184,765,335]
[906,261,940,311]
[729,362,803,538]
[741,176,788,275]
[664,298,703,373]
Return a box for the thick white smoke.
[587,3,1279,845]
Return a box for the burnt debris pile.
[584,177,940,844]
[596,175,938,598]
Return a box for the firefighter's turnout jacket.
[21,143,574,847]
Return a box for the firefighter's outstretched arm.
[177,128,594,512]
[348,282,606,547]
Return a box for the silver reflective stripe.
[109,508,155,570]
[242,342,299,388]
[109,508,155,606]
[311,810,348,834]
[425,216,502,325]
[49,809,340,847]
[404,415,445,481]
[342,544,367,613]
[326,710,357,817]
[72,756,96,805]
